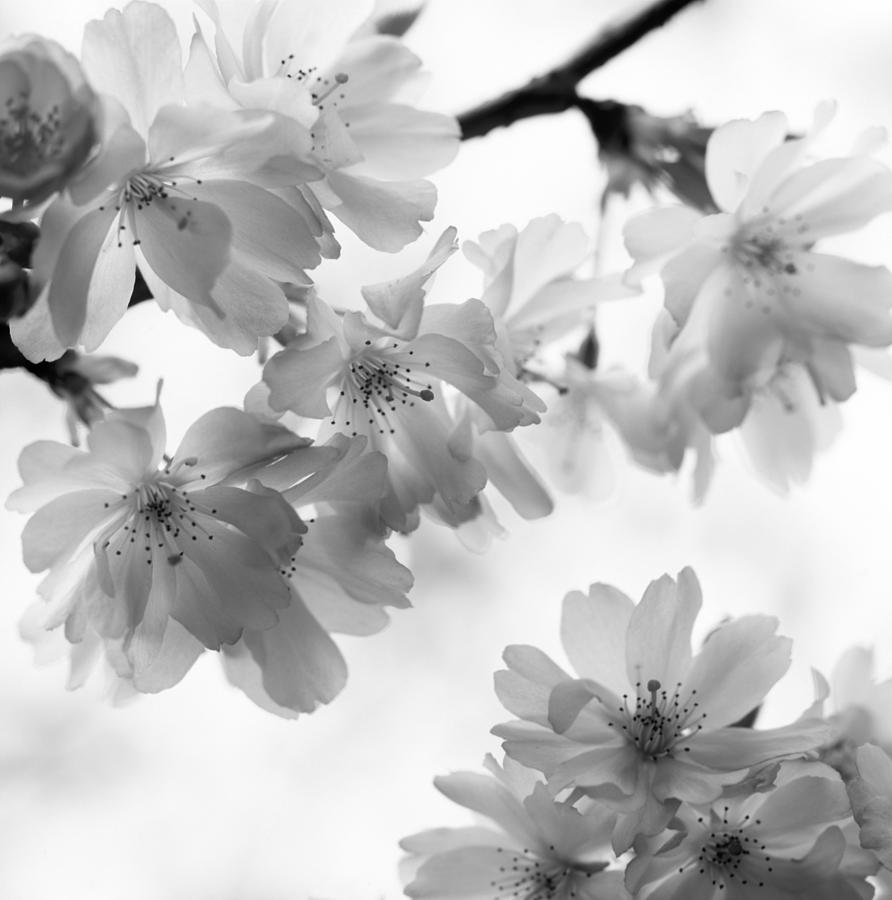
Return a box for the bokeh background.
[2,0,892,897]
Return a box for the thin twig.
[457,0,704,140]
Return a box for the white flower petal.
[172,407,306,486]
[433,772,539,849]
[81,1,184,136]
[343,103,459,180]
[475,431,552,520]
[46,205,118,346]
[315,171,436,251]
[362,226,457,334]
[192,179,322,276]
[334,36,424,106]
[686,615,790,728]
[227,590,347,715]
[178,260,289,354]
[21,489,116,572]
[781,253,892,347]
[705,111,788,212]
[625,568,700,690]
[767,156,892,242]
[623,206,702,270]
[263,339,343,417]
[138,196,231,308]
[849,744,892,868]
[561,583,634,696]
[262,0,373,80]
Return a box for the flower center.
[612,678,706,760]
[99,167,204,248]
[333,342,434,437]
[730,226,797,277]
[683,808,771,890]
[487,847,603,900]
[0,93,65,174]
[276,57,350,110]
[101,460,218,567]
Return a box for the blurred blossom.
[543,355,713,500]
[493,568,830,851]
[261,228,542,533]
[0,34,99,206]
[48,349,139,444]
[810,646,892,779]
[847,744,892,871]
[626,102,892,488]
[587,100,714,212]
[191,0,459,251]
[458,215,637,519]
[401,754,628,900]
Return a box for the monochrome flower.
[11,1,325,360]
[8,401,308,692]
[493,569,831,850]
[0,34,99,205]
[628,765,878,899]
[221,432,413,717]
[626,103,892,436]
[401,754,628,900]
[192,0,460,251]
[262,228,543,532]
[847,743,892,870]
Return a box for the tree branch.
[458,0,704,140]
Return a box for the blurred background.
[3,0,892,897]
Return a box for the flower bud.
[0,35,100,205]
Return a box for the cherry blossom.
[0,34,99,205]
[628,764,878,899]
[11,1,325,360]
[401,755,628,900]
[626,103,892,442]
[8,400,309,692]
[221,432,413,717]
[847,744,892,871]
[190,0,459,251]
[261,228,543,532]
[493,568,831,851]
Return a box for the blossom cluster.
[2,0,892,736]
[401,568,892,899]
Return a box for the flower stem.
[457,0,706,140]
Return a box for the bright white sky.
[3,1,892,898]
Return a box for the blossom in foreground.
[222,432,413,717]
[847,743,892,870]
[191,0,460,251]
[0,34,99,205]
[493,568,831,851]
[626,103,892,438]
[8,400,308,692]
[628,765,878,899]
[12,1,324,360]
[262,228,543,532]
[401,755,628,900]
